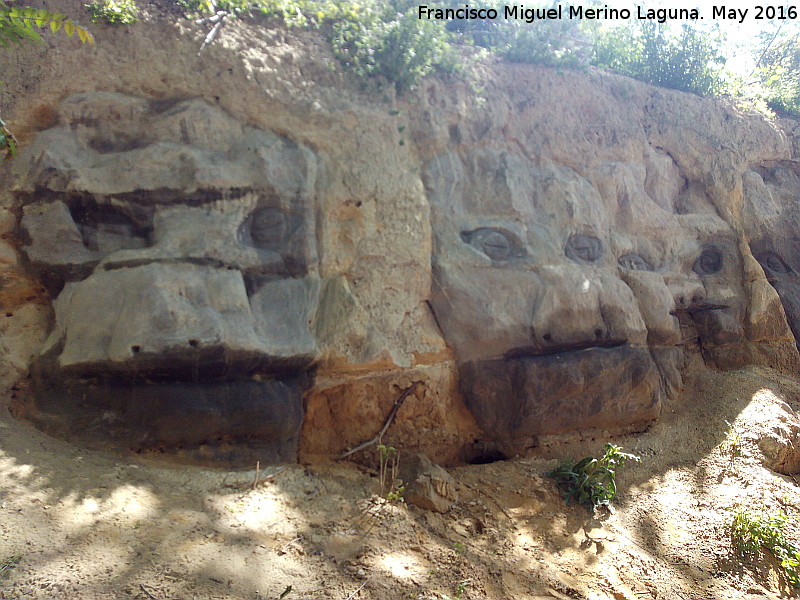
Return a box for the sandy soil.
[3,360,800,600]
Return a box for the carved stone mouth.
[670,303,730,316]
[54,349,315,383]
[458,344,662,455]
[503,338,627,359]
[17,344,316,465]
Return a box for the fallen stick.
[139,583,161,600]
[337,380,423,460]
[197,11,228,55]
[223,465,288,490]
[344,576,372,600]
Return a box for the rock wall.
[1,1,800,464]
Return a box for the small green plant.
[452,541,466,555]
[1,116,17,159]
[442,579,471,600]
[0,554,21,579]
[547,443,640,510]
[729,507,800,588]
[378,443,404,503]
[85,0,138,24]
[720,419,742,465]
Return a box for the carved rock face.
[424,149,745,453]
[745,166,800,348]
[12,93,321,462]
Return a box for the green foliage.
[85,0,138,25]
[176,0,454,93]
[173,0,737,97]
[592,22,726,96]
[548,443,640,510]
[426,0,587,68]
[751,28,800,116]
[0,0,93,46]
[758,64,800,115]
[729,507,800,588]
[0,3,92,159]
[331,5,451,93]
[497,3,589,67]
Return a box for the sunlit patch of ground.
[3,364,800,599]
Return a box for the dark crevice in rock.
[467,449,510,465]
[503,339,626,359]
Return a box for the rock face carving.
[12,93,321,462]
[423,149,747,454]
[744,165,800,347]
[4,71,798,466]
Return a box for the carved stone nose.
[664,274,705,311]
[675,288,705,309]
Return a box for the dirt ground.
[4,359,800,600]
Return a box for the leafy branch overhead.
[0,0,93,45]
[0,0,93,158]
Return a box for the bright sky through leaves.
[600,0,796,76]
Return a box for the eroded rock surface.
[398,453,458,513]
[3,19,800,464]
[10,93,322,463]
[422,120,756,453]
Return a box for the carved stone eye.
[618,253,652,271]
[251,207,286,248]
[756,251,791,275]
[460,228,524,261]
[693,247,723,275]
[242,206,303,253]
[565,234,603,263]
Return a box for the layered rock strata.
[0,12,798,463]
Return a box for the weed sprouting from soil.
[729,506,800,588]
[547,443,640,510]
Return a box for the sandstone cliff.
[2,1,799,465]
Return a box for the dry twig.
[223,465,288,490]
[344,576,372,600]
[337,381,423,460]
[139,583,162,600]
[197,11,228,55]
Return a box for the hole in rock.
[188,339,199,348]
[594,328,603,338]
[131,345,141,354]
[468,449,509,465]
[543,333,552,341]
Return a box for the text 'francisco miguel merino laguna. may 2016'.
[417,4,792,24]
